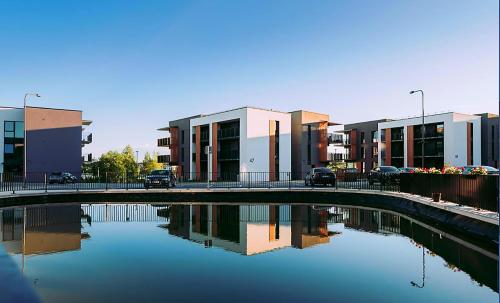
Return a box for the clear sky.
[0,0,498,158]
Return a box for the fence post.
[288,172,291,189]
[44,173,47,193]
[105,172,108,191]
[126,173,129,190]
[248,172,251,189]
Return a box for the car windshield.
[314,168,332,173]
[380,166,399,172]
[150,170,169,175]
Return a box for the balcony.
[82,133,92,146]
[218,150,239,161]
[157,137,171,147]
[328,133,343,145]
[158,155,170,163]
[200,132,209,142]
[218,127,239,140]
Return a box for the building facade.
[378,112,482,169]
[157,115,201,176]
[335,119,391,173]
[0,106,91,174]
[158,107,336,180]
[189,107,291,180]
[290,110,335,179]
[478,113,499,168]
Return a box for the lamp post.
[23,93,41,182]
[410,90,424,168]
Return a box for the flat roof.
[0,105,83,112]
[191,106,291,119]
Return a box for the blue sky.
[0,0,498,157]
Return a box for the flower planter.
[432,192,441,202]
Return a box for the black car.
[368,166,400,185]
[144,169,176,189]
[305,167,336,187]
[343,168,360,182]
[463,165,499,175]
[48,172,77,184]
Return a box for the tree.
[84,145,140,181]
[140,152,163,174]
[122,145,138,175]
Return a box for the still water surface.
[0,203,497,303]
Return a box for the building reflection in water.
[0,203,497,292]
[0,205,87,257]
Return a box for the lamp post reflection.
[410,245,426,288]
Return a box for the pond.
[0,203,497,303]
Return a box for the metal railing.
[0,171,497,213]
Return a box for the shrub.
[470,167,487,175]
[427,167,441,174]
[412,167,427,174]
[442,165,463,174]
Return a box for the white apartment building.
[189,107,292,181]
[378,112,481,168]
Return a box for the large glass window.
[4,121,25,173]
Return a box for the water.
[0,203,497,303]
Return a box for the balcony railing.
[328,133,343,145]
[218,128,239,139]
[200,132,209,142]
[157,137,171,147]
[82,133,92,145]
[218,150,239,161]
[157,155,170,163]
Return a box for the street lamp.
[23,93,41,182]
[410,90,424,168]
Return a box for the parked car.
[368,166,400,185]
[305,167,336,187]
[343,168,360,182]
[399,167,417,173]
[463,165,499,175]
[49,172,77,184]
[144,169,176,189]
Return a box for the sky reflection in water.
[0,203,497,303]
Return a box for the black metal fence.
[400,173,499,212]
[0,171,401,192]
[1,171,497,213]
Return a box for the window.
[4,144,14,154]
[307,125,312,165]
[492,125,495,158]
[181,147,185,162]
[380,130,386,142]
[372,146,378,157]
[360,132,365,144]
[181,130,185,145]
[371,131,378,143]
[361,146,366,159]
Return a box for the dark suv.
[305,167,336,187]
[368,166,400,185]
[144,169,176,189]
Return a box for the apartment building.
[158,107,336,180]
[378,112,482,168]
[478,113,499,168]
[157,115,202,175]
[189,107,291,180]
[0,106,91,174]
[335,119,391,172]
[290,110,337,179]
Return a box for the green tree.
[121,145,138,175]
[140,152,163,174]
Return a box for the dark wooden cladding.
[400,173,499,212]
